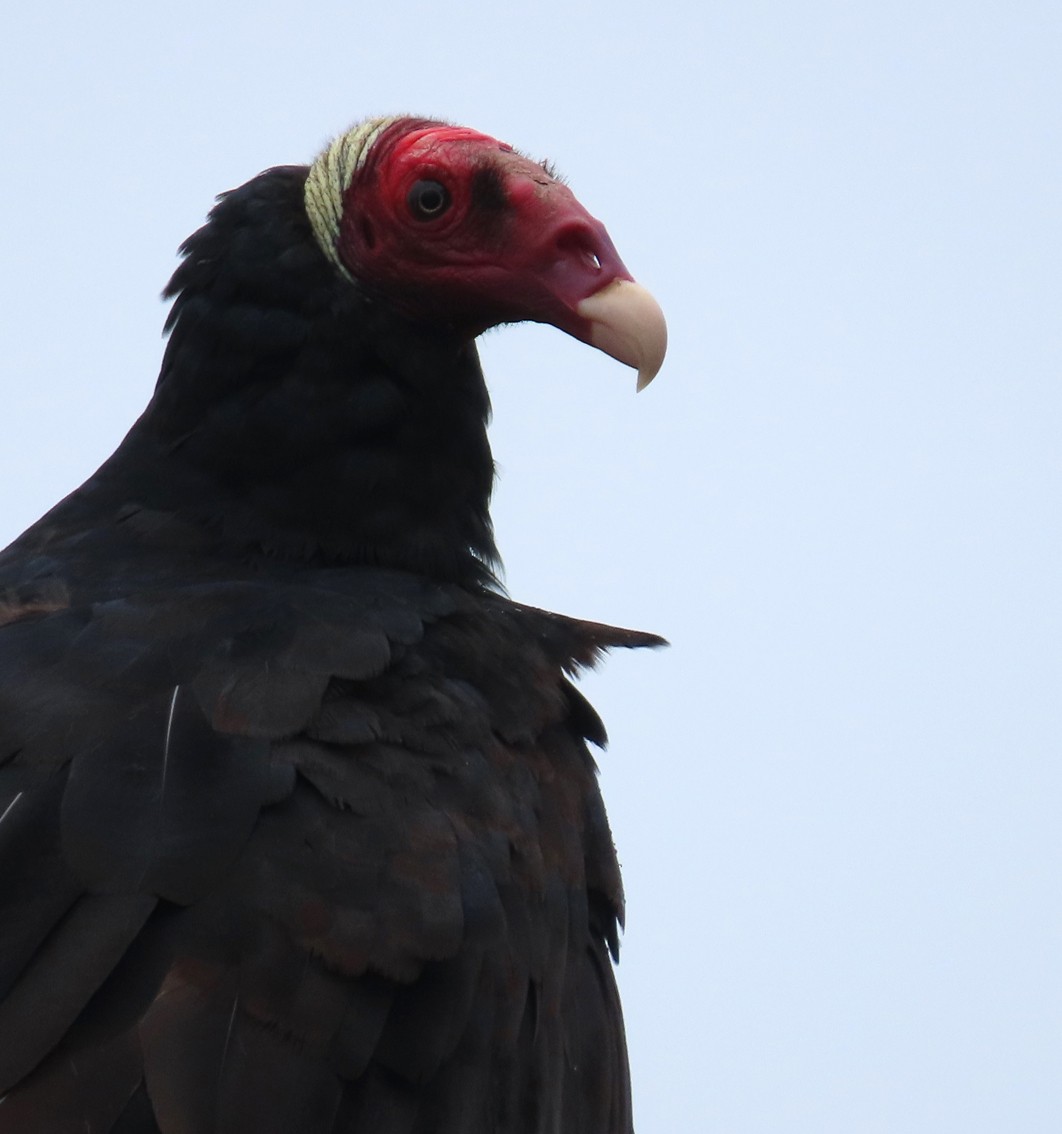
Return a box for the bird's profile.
[0,115,666,1133]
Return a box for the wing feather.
[0,568,644,1132]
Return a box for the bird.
[0,115,666,1133]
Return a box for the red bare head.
[305,116,666,388]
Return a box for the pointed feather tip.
[570,623,669,672]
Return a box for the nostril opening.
[555,227,603,271]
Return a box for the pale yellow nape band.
[304,116,402,280]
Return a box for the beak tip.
[576,279,667,390]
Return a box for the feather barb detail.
[304,116,402,279]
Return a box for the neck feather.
[100,166,500,586]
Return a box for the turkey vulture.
[0,116,666,1133]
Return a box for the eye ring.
[407,179,452,221]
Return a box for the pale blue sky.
[2,2,1060,1130]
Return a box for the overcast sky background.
[2,2,1060,1130]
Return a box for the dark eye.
[407,180,451,221]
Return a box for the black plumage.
[0,124,663,1133]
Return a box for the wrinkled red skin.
[336,120,634,342]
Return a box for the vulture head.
[304,116,667,389]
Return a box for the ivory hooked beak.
[576,279,668,390]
